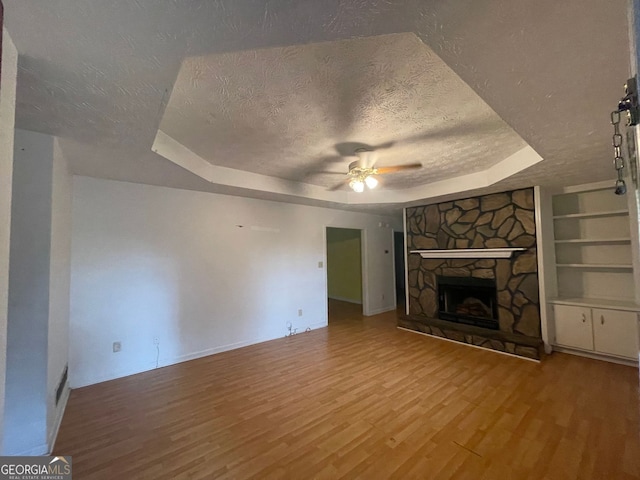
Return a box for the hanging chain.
[611,110,627,195]
[610,77,639,195]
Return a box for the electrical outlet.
[317,261,323,268]
[298,309,303,317]
[113,341,121,353]
[153,337,159,345]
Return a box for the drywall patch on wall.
[327,227,362,304]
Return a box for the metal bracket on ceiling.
[618,77,639,126]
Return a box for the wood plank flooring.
[55,300,640,479]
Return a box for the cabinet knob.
[582,313,586,323]
[601,315,604,325]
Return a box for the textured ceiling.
[3,0,632,213]
[160,33,526,189]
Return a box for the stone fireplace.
[399,188,543,359]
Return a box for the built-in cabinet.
[553,304,639,360]
[539,181,640,364]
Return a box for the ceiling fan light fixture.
[364,175,378,189]
[349,178,365,193]
[338,149,419,192]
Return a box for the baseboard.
[71,323,329,388]
[47,384,71,454]
[285,321,327,335]
[170,339,257,365]
[307,321,328,330]
[552,345,639,367]
[71,361,161,388]
[328,295,362,305]
[366,305,397,316]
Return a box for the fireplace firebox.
[437,276,499,330]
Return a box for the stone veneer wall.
[403,188,542,358]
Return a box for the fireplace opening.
[437,276,499,330]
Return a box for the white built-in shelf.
[554,238,631,244]
[556,263,633,270]
[550,297,640,312]
[544,182,639,365]
[410,248,526,259]
[552,209,629,220]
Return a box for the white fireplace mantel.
[410,248,526,259]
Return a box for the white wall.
[534,186,558,353]
[46,139,72,449]
[4,130,54,455]
[70,177,401,387]
[0,28,18,456]
[3,130,72,455]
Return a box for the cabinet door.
[592,308,639,359]
[553,305,594,350]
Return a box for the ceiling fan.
[328,148,422,192]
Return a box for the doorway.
[326,227,363,322]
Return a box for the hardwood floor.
[55,300,640,479]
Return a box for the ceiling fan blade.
[376,163,422,174]
[298,155,351,181]
[327,179,348,191]
[309,171,346,176]
[371,141,395,151]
